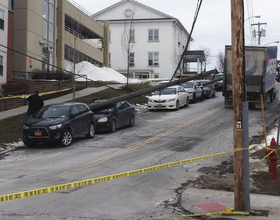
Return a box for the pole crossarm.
[251,22,267,45]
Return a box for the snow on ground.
[71,61,143,84]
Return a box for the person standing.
[26,91,44,121]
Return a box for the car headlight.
[49,124,63,130]
[23,125,29,130]
[148,98,153,103]
[167,98,175,102]
[98,117,108,123]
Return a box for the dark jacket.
[27,94,44,111]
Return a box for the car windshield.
[154,88,176,95]
[214,74,223,80]
[200,80,209,84]
[181,82,194,88]
[36,106,71,118]
[95,104,116,114]
[200,80,210,86]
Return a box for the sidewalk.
[0,85,122,121]
[182,188,280,219]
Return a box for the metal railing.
[65,26,102,50]
[66,0,93,18]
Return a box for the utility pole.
[231,0,250,212]
[251,22,267,45]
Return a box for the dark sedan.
[94,100,136,133]
[213,73,224,90]
[23,103,95,147]
[200,79,216,98]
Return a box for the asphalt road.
[0,91,279,219]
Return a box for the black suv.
[23,103,95,147]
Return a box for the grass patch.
[251,149,266,159]
[0,114,26,145]
[251,169,280,195]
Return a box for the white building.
[92,0,192,79]
[0,0,8,86]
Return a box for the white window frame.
[129,52,135,67]
[130,29,135,43]
[0,9,4,30]
[148,52,159,66]
[148,29,159,41]
[0,56,3,76]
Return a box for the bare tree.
[216,50,225,72]
[121,9,136,87]
[64,18,87,101]
[199,46,213,71]
[170,52,184,77]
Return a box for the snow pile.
[70,61,141,84]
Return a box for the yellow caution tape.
[0,146,256,203]
[261,148,277,161]
[0,88,71,100]
[169,207,250,218]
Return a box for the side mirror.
[70,114,76,119]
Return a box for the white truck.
[223,45,278,109]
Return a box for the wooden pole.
[231,0,245,211]
[89,69,217,110]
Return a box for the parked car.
[147,85,189,111]
[213,73,224,90]
[180,80,204,102]
[200,79,216,98]
[22,103,95,147]
[94,100,136,133]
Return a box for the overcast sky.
[77,0,280,69]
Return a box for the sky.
[77,0,280,70]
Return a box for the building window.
[64,45,102,67]
[42,0,55,43]
[130,29,135,42]
[148,29,159,41]
[129,53,134,67]
[148,52,159,66]
[0,10,4,30]
[8,0,14,11]
[0,56,3,76]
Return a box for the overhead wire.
[162,0,203,90]
[0,43,123,96]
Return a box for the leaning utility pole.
[231,0,250,211]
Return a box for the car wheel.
[22,135,37,147]
[86,122,95,139]
[60,129,73,147]
[129,115,135,127]
[192,93,196,103]
[185,97,189,107]
[213,90,216,97]
[208,91,212,99]
[175,100,179,110]
[200,92,204,101]
[110,120,117,133]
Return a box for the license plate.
[157,104,162,108]
[34,131,42,136]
